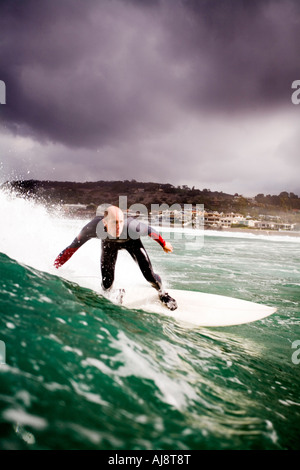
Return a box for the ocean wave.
[1,190,300,449]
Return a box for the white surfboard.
[119,286,277,327]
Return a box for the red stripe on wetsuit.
[54,247,79,268]
[148,231,166,248]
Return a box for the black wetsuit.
[54,216,166,292]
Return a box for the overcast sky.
[0,0,299,196]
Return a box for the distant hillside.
[2,179,300,223]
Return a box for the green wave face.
[1,237,300,450]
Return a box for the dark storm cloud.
[0,0,181,148]
[0,0,299,150]
[163,0,300,110]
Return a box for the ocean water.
[0,189,299,450]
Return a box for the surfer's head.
[103,205,124,238]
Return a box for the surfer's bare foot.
[159,292,178,311]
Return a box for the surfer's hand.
[163,242,173,253]
[54,257,62,268]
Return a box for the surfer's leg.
[100,241,119,290]
[125,239,177,311]
[125,239,162,291]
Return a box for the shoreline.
[210,227,300,237]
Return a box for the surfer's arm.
[148,227,173,252]
[54,238,82,268]
[148,227,166,247]
[54,217,100,268]
[133,220,173,252]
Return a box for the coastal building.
[252,221,295,231]
[204,211,245,229]
[203,211,296,231]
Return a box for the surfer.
[54,205,178,310]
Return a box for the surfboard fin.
[159,292,178,311]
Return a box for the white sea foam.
[2,408,48,430]
[203,228,300,243]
